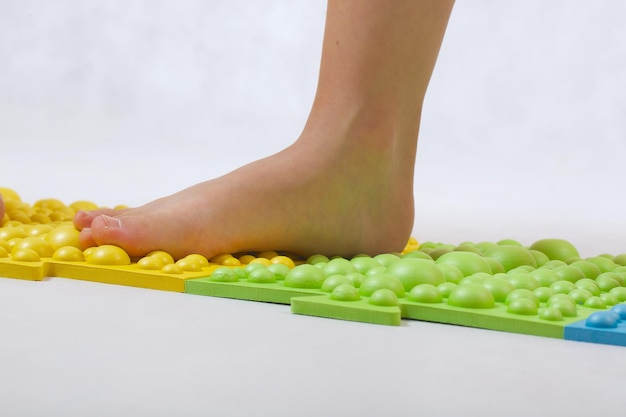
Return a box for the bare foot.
[74,125,415,260]
[73,0,453,260]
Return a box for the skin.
[71,0,455,260]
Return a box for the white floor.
[2,1,626,416]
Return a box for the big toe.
[88,214,153,257]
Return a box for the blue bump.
[610,304,626,320]
[586,311,619,329]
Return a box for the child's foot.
[73,125,416,260]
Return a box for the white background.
[1,1,625,416]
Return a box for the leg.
[74,0,454,260]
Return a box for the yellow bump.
[221,257,242,266]
[85,245,131,266]
[70,201,100,212]
[175,258,203,272]
[402,237,420,254]
[210,253,236,264]
[4,220,24,227]
[44,224,81,250]
[0,246,8,258]
[136,256,165,270]
[83,247,95,258]
[49,208,74,222]
[184,254,210,268]
[7,210,31,224]
[35,207,53,216]
[0,228,27,241]
[24,224,54,236]
[0,239,10,251]
[4,199,30,213]
[238,254,256,264]
[34,198,66,211]
[162,264,184,274]
[53,246,85,262]
[146,250,175,265]
[271,255,296,269]
[250,257,271,266]
[114,205,129,210]
[7,238,22,250]
[12,248,40,262]
[12,237,54,258]
[29,213,52,224]
[0,187,21,202]
[257,250,280,260]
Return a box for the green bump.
[542,260,568,269]
[474,241,496,253]
[267,263,290,281]
[436,263,464,284]
[373,253,401,267]
[401,250,433,260]
[330,284,361,302]
[534,287,556,303]
[408,284,443,303]
[585,256,618,273]
[613,254,626,266]
[529,238,580,262]
[552,265,585,283]
[584,296,607,309]
[600,293,619,306]
[359,273,406,298]
[482,276,515,303]
[484,257,505,274]
[529,268,561,287]
[505,288,538,306]
[550,280,577,295]
[484,245,537,272]
[453,244,482,255]
[307,254,329,265]
[497,239,523,247]
[547,295,577,317]
[210,267,239,282]
[539,307,564,321]
[437,282,457,298]
[349,257,377,273]
[502,272,540,291]
[575,278,600,296]
[321,274,353,292]
[569,261,602,279]
[247,268,276,284]
[435,251,492,277]
[323,258,357,276]
[596,273,622,292]
[345,272,365,288]
[507,298,538,315]
[448,283,495,309]
[568,288,592,304]
[528,250,550,267]
[610,287,626,302]
[284,264,326,289]
[386,258,445,291]
[369,288,400,306]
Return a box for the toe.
[89,214,152,257]
[73,208,125,230]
